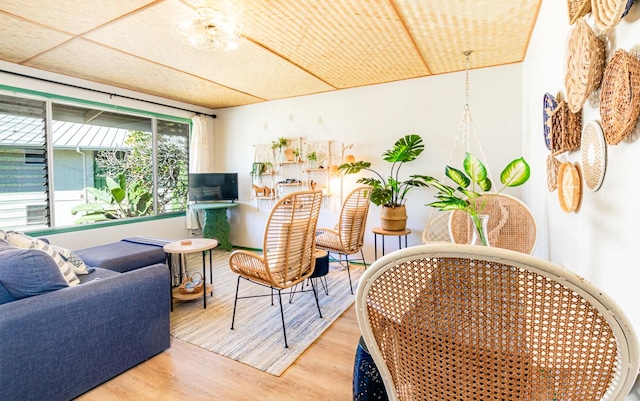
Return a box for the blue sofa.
[0,240,170,401]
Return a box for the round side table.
[371,227,411,260]
[164,238,218,310]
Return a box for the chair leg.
[231,276,241,330]
[276,289,288,348]
[360,249,367,269]
[310,278,323,318]
[320,275,329,295]
[345,254,353,294]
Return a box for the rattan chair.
[449,193,537,254]
[229,190,323,348]
[356,244,639,401]
[315,186,372,294]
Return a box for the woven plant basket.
[565,19,605,113]
[568,0,592,24]
[549,97,582,154]
[546,154,561,192]
[178,272,204,295]
[599,49,640,145]
[592,0,631,32]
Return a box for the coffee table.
[164,238,218,310]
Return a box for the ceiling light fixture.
[173,7,244,51]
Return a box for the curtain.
[189,115,215,173]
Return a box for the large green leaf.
[71,203,106,214]
[445,166,470,188]
[463,152,488,184]
[338,161,370,174]
[428,198,469,211]
[382,134,424,163]
[478,177,492,192]
[357,177,384,190]
[106,176,126,203]
[500,157,530,187]
[86,187,112,203]
[368,187,393,206]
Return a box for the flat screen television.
[188,173,239,202]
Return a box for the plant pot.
[380,205,407,231]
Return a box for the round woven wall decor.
[600,49,640,145]
[557,162,581,213]
[593,0,631,32]
[543,93,557,150]
[581,121,607,191]
[565,19,605,113]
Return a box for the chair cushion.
[0,239,69,303]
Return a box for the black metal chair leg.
[310,279,323,318]
[276,289,288,348]
[360,249,367,269]
[346,254,353,294]
[231,276,241,330]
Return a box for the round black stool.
[310,249,329,295]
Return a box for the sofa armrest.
[0,263,170,401]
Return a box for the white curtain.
[189,115,215,173]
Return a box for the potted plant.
[307,151,318,169]
[338,134,428,231]
[271,137,287,162]
[413,152,530,246]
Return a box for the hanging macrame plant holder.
[422,51,495,243]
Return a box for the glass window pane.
[0,94,49,230]
[157,119,189,213]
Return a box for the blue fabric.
[353,336,389,401]
[0,239,68,303]
[0,263,170,401]
[121,236,170,247]
[77,267,119,284]
[75,241,167,273]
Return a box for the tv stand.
[189,202,239,251]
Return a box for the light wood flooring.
[77,304,361,401]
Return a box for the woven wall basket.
[568,0,592,24]
[546,154,561,192]
[557,162,582,213]
[581,120,607,191]
[599,49,640,145]
[549,99,582,154]
[543,93,557,150]
[592,0,631,32]
[565,19,605,113]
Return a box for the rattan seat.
[448,193,537,254]
[356,244,640,401]
[315,186,371,294]
[229,190,323,348]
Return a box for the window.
[0,93,190,230]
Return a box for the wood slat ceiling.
[0,0,542,109]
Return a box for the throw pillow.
[52,245,91,275]
[0,239,69,302]
[4,231,80,286]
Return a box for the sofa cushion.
[52,245,92,275]
[75,241,167,273]
[3,231,80,286]
[0,240,69,303]
[78,267,120,284]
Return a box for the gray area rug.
[170,249,363,376]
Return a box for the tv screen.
[189,173,239,202]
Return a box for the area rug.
[170,249,363,376]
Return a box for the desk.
[372,227,411,260]
[164,238,218,310]
[190,202,238,251]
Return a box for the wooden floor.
[77,304,361,401]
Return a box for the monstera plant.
[338,134,428,230]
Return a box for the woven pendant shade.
[565,19,605,113]
[592,0,631,32]
[599,49,640,145]
[581,121,607,191]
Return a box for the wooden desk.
[164,238,218,311]
[189,202,238,251]
[372,227,411,260]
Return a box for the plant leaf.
[463,152,487,184]
[338,161,370,174]
[478,177,492,192]
[382,134,424,163]
[500,157,530,187]
[445,166,470,188]
[428,198,469,211]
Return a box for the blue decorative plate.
[622,0,634,18]
[543,92,557,150]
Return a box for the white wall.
[522,0,640,345]
[213,65,524,261]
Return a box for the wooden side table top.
[371,227,412,236]
[163,238,218,254]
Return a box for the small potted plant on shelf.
[271,137,288,162]
[412,152,530,246]
[307,151,318,169]
[338,134,428,231]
